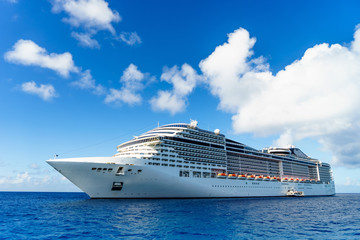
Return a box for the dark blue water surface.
[1,192,359,239]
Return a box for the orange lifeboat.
[300,179,305,182]
[294,178,300,183]
[264,176,271,181]
[247,175,255,180]
[238,174,247,180]
[255,175,263,181]
[270,177,278,181]
[289,178,294,182]
[228,174,237,179]
[217,173,227,179]
[282,177,289,182]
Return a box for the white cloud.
[150,63,203,115]
[21,81,57,101]
[4,39,78,77]
[105,64,151,105]
[200,28,272,113]
[29,163,40,170]
[51,0,142,48]
[71,69,105,95]
[71,32,100,48]
[150,91,185,115]
[118,32,142,46]
[51,0,121,34]
[343,177,360,187]
[105,88,142,105]
[200,26,360,168]
[0,172,31,185]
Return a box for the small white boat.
[286,189,304,197]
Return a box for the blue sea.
[1,192,359,239]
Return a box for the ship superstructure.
[47,120,335,198]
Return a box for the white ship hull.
[47,157,335,199]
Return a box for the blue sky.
[1,0,360,192]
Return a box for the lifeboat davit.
[238,174,246,180]
[282,177,289,182]
[228,174,237,179]
[255,176,263,181]
[247,175,255,180]
[264,176,271,181]
[217,173,227,179]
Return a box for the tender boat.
[286,189,304,197]
[217,173,227,179]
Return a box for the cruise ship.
[47,120,335,198]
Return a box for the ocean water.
[1,192,359,239]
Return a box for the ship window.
[97,168,102,171]
[148,162,153,165]
[103,168,107,171]
[180,170,190,177]
[116,167,124,175]
[161,164,168,166]
[92,168,96,170]
[203,172,210,178]
[177,165,182,168]
[108,168,113,171]
[138,169,142,173]
[128,169,132,172]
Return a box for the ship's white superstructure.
[47,121,335,198]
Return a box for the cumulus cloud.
[71,32,100,48]
[71,69,105,95]
[200,28,272,113]
[51,0,142,48]
[118,32,142,46]
[200,26,360,168]
[105,64,152,105]
[51,0,121,34]
[150,63,203,115]
[21,81,57,101]
[4,39,78,77]
[0,172,31,185]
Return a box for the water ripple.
[0,193,359,239]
